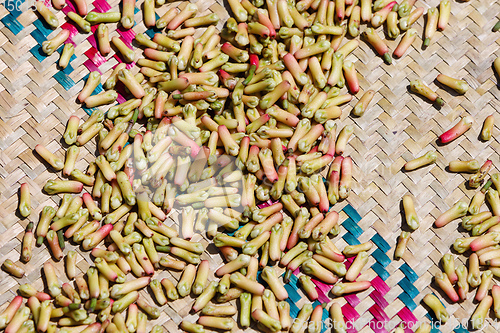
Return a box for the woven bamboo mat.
[0,0,500,331]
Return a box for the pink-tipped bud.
[435,272,459,303]
[439,116,473,144]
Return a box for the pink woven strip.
[92,0,112,12]
[85,48,107,67]
[83,59,102,74]
[369,319,389,333]
[397,307,418,325]
[369,304,390,323]
[344,256,355,269]
[61,23,79,45]
[370,276,390,296]
[310,278,333,303]
[257,200,277,209]
[116,94,127,104]
[117,27,136,46]
[87,33,98,50]
[369,290,389,309]
[61,0,75,14]
[344,293,360,307]
[114,84,129,103]
[113,54,136,69]
[341,303,359,332]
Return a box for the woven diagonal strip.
[1,0,500,332]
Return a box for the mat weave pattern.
[0,0,500,331]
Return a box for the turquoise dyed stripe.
[53,72,76,91]
[145,28,156,38]
[342,231,361,245]
[399,263,418,283]
[30,44,47,62]
[371,233,391,253]
[398,292,417,311]
[371,262,390,281]
[371,248,391,267]
[1,15,23,35]
[343,204,362,223]
[7,1,24,17]
[61,63,74,75]
[341,218,363,238]
[82,106,98,115]
[398,278,419,298]
[31,29,48,45]
[32,19,54,38]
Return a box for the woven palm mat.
[0,0,500,331]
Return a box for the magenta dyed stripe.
[114,83,131,100]
[85,48,107,67]
[397,307,418,324]
[344,256,355,270]
[92,0,112,12]
[310,279,332,303]
[87,33,98,49]
[64,0,76,12]
[61,23,79,43]
[370,276,390,296]
[83,59,102,74]
[369,304,390,323]
[117,27,136,45]
[125,62,136,69]
[44,0,52,7]
[257,200,277,209]
[369,319,389,333]
[369,290,389,309]
[116,94,127,104]
[341,303,360,322]
[344,293,360,307]
[61,6,74,15]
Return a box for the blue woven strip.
[6,0,25,17]
[53,72,76,91]
[30,44,47,63]
[371,233,391,253]
[144,28,156,38]
[371,262,390,281]
[342,231,361,245]
[283,273,301,300]
[398,278,419,299]
[343,204,362,223]
[1,15,23,35]
[398,292,417,311]
[32,26,50,44]
[341,218,363,238]
[399,263,418,283]
[321,307,329,333]
[371,248,391,267]
[32,19,54,38]
[144,14,162,38]
[61,63,75,75]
